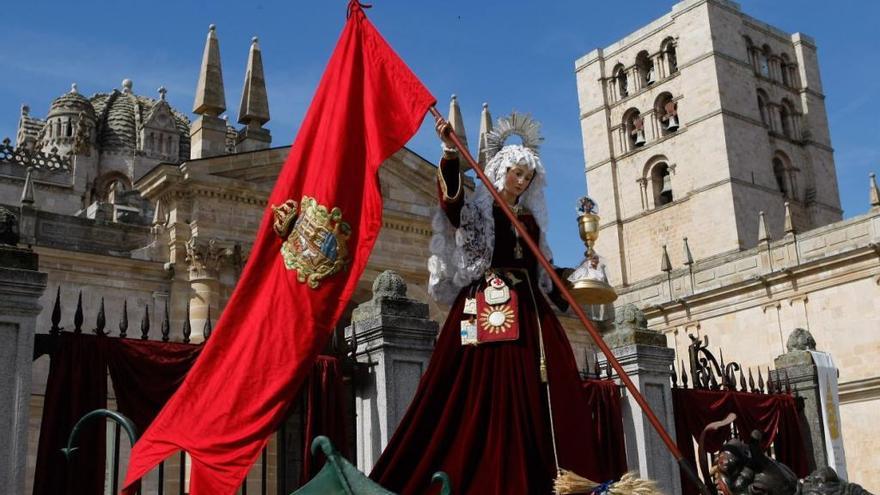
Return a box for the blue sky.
[1,1,878,267]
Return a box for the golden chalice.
[568,197,618,305]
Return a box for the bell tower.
[574,0,841,286]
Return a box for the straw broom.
[555,470,666,495]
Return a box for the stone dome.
[89,80,190,160]
[47,84,95,119]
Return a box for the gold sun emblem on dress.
[479,304,515,334]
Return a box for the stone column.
[0,207,48,494]
[346,271,438,473]
[597,304,681,495]
[184,237,237,342]
[771,328,831,472]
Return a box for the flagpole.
[428,107,710,495]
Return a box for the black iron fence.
[32,286,354,495]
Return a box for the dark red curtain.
[581,379,627,481]
[672,388,809,495]
[300,356,348,484]
[34,333,347,493]
[106,339,202,436]
[33,333,108,495]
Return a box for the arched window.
[614,64,628,98]
[780,53,792,87]
[623,108,645,150]
[651,163,673,206]
[756,90,769,127]
[744,36,756,70]
[782,99,798,139]
[772,157,788,197]
[655,93,679,135]
[662,38,678,75]
[779,100,792,138]
[759,45,771,78]
[65,119,72,137]
[636,51,654,86]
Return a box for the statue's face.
[503,164,535,198]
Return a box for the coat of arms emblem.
[272,196,352,288]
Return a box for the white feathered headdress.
[428,112,553,304]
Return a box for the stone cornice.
[637,243,880,327]
[839,376,880,404]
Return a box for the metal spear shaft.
[428,106,710,495]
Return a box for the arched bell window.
[655,93,679,135]
[779,101,792,138]
[651,163,673,206]
[623,108,645,150]
[636,51,654,87]
[773,157,788,197]
[614,64,628,99]
[759,45,771,78]
[756,89,769,127]
[661,38,678,75]
[780,53,793,87]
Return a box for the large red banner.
[122,3,435,492]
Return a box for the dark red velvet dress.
[369,160,603,494]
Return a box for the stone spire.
[660,244,672,273]
[190,25,229,159]
[477,102,492,167]
[783,201,795,235]
[870,172,879,210]
[238,37,270,127]
[446,94,468,153]
[682,237,693,266]
[20,168,35,206]
[152,198,168,227]
[193,25,226,116]
[235,36,272,152]
[757,211,770,243]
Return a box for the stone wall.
[615,208,880,489]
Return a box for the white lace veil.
[428,143,553,304]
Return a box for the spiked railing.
[34,286,214,356]
[671,334,796,397]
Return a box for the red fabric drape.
[582,379,627,480]
[672,388,810,495]
[33,333,107,495]
[300,356,348,484]
[106,339,203,436]
[34,333,347,493]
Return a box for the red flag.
[122,4,435,493]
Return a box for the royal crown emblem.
[272,196,351,289]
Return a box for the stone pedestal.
[190,115,228,159]
[235,125,271,153]
[772,328,833,473]
[0,244,47,494]
[345,271,438,473]
[597,304,681,495]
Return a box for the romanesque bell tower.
[575,0,841,286]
